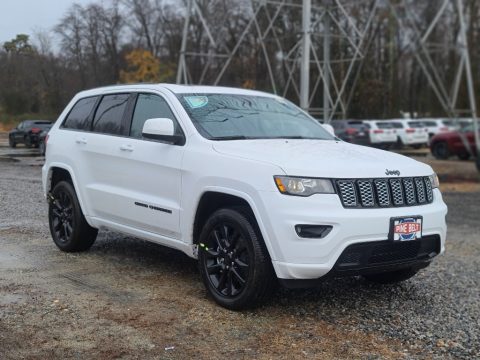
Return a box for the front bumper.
[256,189,447,280]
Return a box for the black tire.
[412,144,422,150]
[476,156,480,172]
[431,141,450,160]
[364,267,419,284]
[25,135,33,148]
[458,152,471,161]
[48,181,97,252]
[8,135,16,148]
[39,141,46,156]
[198,207,276,310]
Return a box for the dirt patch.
[441,182,480,193]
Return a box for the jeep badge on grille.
[385,169,401,176]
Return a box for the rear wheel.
[39,141,46,156]
[8,136,16,148]
[48,181,97,252]
[364,267,419,284]
[198,208,276,310]
[432,141,450,160]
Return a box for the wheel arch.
[46,164,89,218]
[191,190,275,260]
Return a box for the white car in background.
[416,118,456,139]
[389,119,429,148]
[363,120,397,149]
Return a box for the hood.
[213,139,433,178]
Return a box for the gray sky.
[0,0,95,46]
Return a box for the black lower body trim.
[279,235,441,289]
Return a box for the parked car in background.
[417,118,456,139]
[331,120,370,146]
[389,119,429,148]
[430,123,477,160]
[363,120,397,149]
[8,120,53,148]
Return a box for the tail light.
[346,128,358,135]
[30,127,41,133]
[45,134,49,145]
[406,128,415,133]
[439,127,449,131]
[373,129,384,134]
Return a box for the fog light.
[295,225,333,239]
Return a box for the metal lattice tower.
[388,0,479,158]
[177,0,379,122]
[176,0,478,159]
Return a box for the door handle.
[119,144,134,152]
[75,137,87,145]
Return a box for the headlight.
[429,173,440,189]
[274,176,335,196]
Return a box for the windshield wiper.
[210,135,250,141]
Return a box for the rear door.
[99,92,185,239]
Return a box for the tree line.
[0,0,479,123]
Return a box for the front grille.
[336,177,434,208]
[334,235,441,271]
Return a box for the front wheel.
[198,208,276,310]
[364,267,419,284]
[8,136,16,148]
[48,181,97,252]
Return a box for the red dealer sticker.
[390,216,423,241]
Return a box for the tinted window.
[130,94,181,138]
[92,94,129,135]
[63,97,98,130]
[376,122,394,129]
[442,120,454,126]
[423,121,437,127]
[408,121,424,128]
[391,122,404,128]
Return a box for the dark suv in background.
[331,120,370,146]
[8,120,52,148]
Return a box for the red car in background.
[430,124,477,160]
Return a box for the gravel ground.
[0,142,479,359]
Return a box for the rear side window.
[391,122,404,129]
[423,121,436,127]
[408,122,424,128]
[376,122,393,129]
[92,94,129,135]
[130,94,182,138]
[63,97,98,130]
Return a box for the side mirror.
[322,124,335,136]
[142,118,184,145]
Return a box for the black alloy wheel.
[202,223,250,298]
[48,181,97,252]
[198,208,276,310]
[50,188,74,245]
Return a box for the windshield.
[177,94,334,140]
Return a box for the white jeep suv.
[42,84,447,309]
